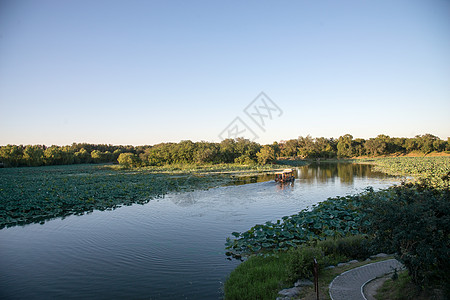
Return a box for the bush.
[287,246,324,281]
[362,183,450,290]
[318,235,373,260]
[117,153,141,168]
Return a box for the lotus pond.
[0,163,397,299]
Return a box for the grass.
[224,246,393,300]
[375,270,445,300]
[224,254,292,300]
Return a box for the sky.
[0,0,449,146]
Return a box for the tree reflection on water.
[296,163,388,185]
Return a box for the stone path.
[329,258,404,300]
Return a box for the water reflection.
[276,181,295,191]
[296,163,386,185]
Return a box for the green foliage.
[224,254,291,300]
[337,134,354,158]
[318,235,372,260]
[368,157,450,189]
[362,183,450,289]
[1,134,448,168]
[117,153,141,168]
[375,271,439,300]
[287,246,324,281]
[256,145,276,165]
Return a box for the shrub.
[287,246,324,281]
[117,153,141,168]
[318,235,372,260]
[362,183,450,290]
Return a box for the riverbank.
[224,156,450,299]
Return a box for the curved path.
[329,258,403,300]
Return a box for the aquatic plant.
[225,190,372,258]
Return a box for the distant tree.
[113,149,122,161]
[74,148,91,164]
[61,146,74,165]
[297,135,315,158]
[415,134,440,154]
[364,138,386,157]
[235,138,260,163]
[391,137,407,154]
[373,134,391,155]
[90,150,105,163]
[117,153,141,168]
[23,145,44,166]
[272,141,281,158]
[0,144,24,167]
[353,138,366,157]
[219,139,237,163]
[234,154,256,165]
[194,142,219,164]
[337,134,354,158]
[175,140,195,163]
[316,137,338,158]
[44,146,64,165]
[405,138,418,152]
[279,139,299,157]
[256,145,276,165]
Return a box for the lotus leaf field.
[0,164,241,229]
[366,156,450,189]
[225,190,372,258]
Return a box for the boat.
[274,169,295,183]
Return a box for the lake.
[0,163,397,299]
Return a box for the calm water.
[0,163,397,299]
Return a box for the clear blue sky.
[1,0,449,146]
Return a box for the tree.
[91,150,105,163]
[194,142,219,164]
[279,139,299,157]
[117,153,141,168]
[44,146,64,165]
[0,145,24,167]
[256,145,275,165]
[337,134,354,158]
[416,134,439,154]
[74,148,91,164]
[23,145,44,166]
[364,138,386,157]
[363,184,450,289]
[219,139,237,163]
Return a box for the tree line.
[0,134,448,168]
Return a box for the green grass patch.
[224,254,292,300]
[375,270,445,300]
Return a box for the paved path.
[329,259,404,300]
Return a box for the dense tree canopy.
[0,134,448,168]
